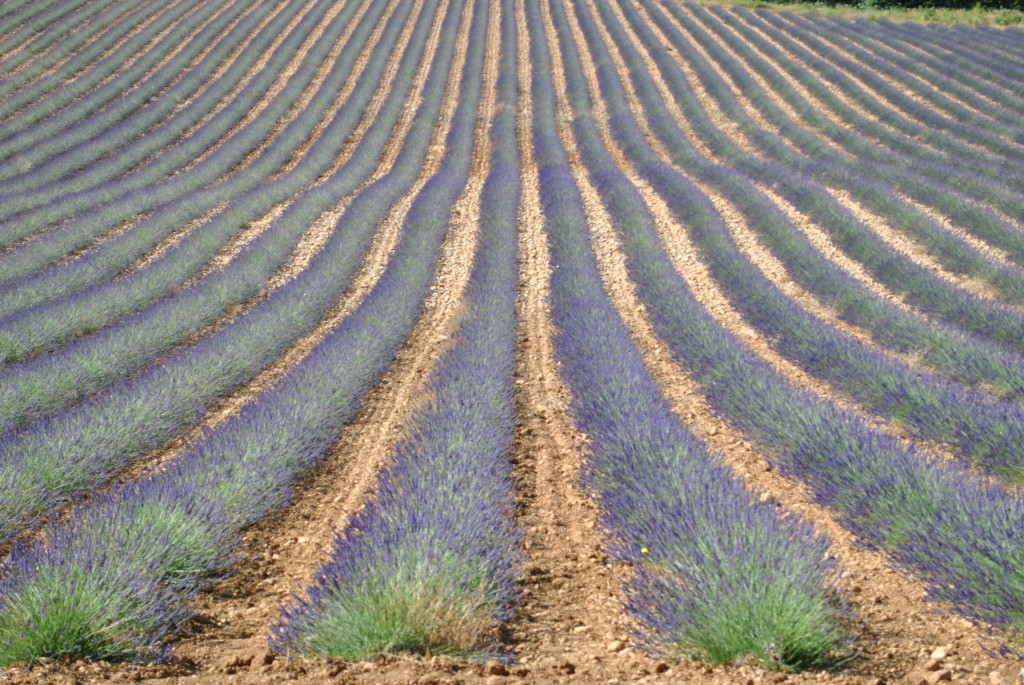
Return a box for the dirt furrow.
[122,0,488,677]
[115,0,399,278]
[574,0,974,464]
[563,5,1022,683]
[0,0,168,102]
[772,12,1021,135]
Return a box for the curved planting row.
[0,0,430,438]
[656,3,1024,305]
[568,0,1024,643]
[0,0,329,261]
[0,0,480,663]
[3,0,1024,674]
[0,0,439,541]
[0,0,377,366]
[534,0,851,670]
[654,4,1024,400]
[724,8,1024,183]
[0,0,223,154]
[887,22,1024,99]
[0,0,74,38]
[0,0,125,81]
[0,0,268,201]
[632,3,1024,372]
[696,4,1024,201]
[579,0,1024,481]
[678,4,1024,292]
[0,0,376,316]
[272,0,522,660]
[777,13,1024,141]
[751,12,1024,162]
[819,17,1024,118]
[0,0,161,106]
[0,0,184,128]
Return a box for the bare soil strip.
[565,3,1024,682]
[0,0,167,100]
[108,0,493,678]
[771,12,1021,134]
[649,2,1024,300]
[574,0,971,465]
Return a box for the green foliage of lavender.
[0,0,425,541]
[272,0,522,660]
[529,0,851,669]
[0,0,478,663]
[585,0,1024,643]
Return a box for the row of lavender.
[641,2,1024,365]
[0,0,265,210]
[669,3,1024,399]
[0,0,427,539]
[0,0,413,439]
[0,0,151,107]
[0,0,484,662]
[273,0,523,658]
[0,0,344,299]
[0,0,224,166]
[599,0,1024,481]
[531,0,851,669]
[661,4,1024,307]
[0,0,123,78]
[569,0,1024,644]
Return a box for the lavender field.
[0,0,1023,682]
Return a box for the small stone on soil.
[483,661,508,676]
